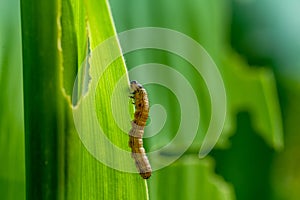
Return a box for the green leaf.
[148,155,235,200]
[21,0,148,199]
[0,0,25,199]
[219,52,283,150]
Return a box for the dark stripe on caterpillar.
[129,80,152,179]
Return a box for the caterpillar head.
[130,80,143,92]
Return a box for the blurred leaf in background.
[0,0,25,199]
[230,1,300,199]
[109,0,288,199]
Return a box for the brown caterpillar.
[129,80,152,179]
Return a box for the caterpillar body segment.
[128,80,152,179]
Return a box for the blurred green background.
[1,0,300,199]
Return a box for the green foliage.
[20,0,147,199]
[0,0,25,199]
[2,0,297,199]
[149,155,235,200]
[109,0,284,199]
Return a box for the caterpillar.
[129,80,152,179]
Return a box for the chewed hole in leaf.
[72,37,92,107]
